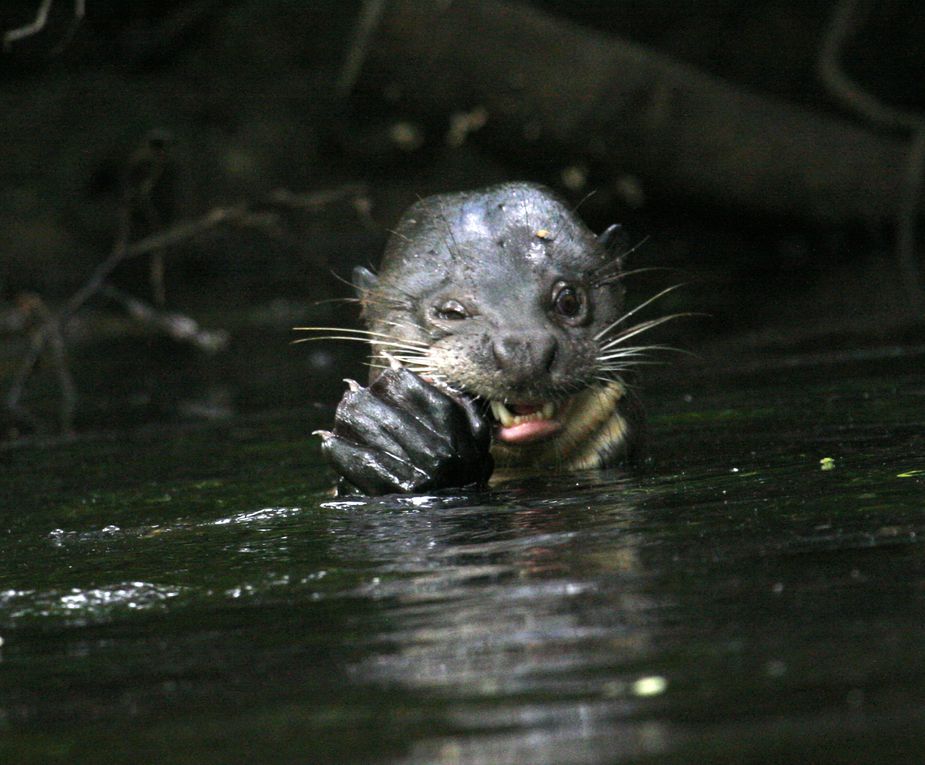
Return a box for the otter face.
[354,182,651,458]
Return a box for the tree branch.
[350,0,915,226]
[4,183,369,435]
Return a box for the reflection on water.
[0,357,924,763]
[327,486,673,764]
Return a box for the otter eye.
[552,283,586,320]
[435,299,468,320]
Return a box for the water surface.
[1,352,924,764]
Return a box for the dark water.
[1,353,924,764]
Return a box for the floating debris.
[631,675,668,697]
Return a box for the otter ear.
[598,224,629,255]
[352,266,379,299]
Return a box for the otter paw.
[319,367,493,496]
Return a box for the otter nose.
[491,332,557,382]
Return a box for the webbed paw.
[318,367,492,496]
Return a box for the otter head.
[354,182,636,461]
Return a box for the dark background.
[1,0,923,439]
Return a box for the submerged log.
[352,0,913,226]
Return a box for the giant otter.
[311,182,661,496]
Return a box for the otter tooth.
[343,378,362,392]
[542,402,555,420]
[491,400,515,427]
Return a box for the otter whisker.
[294,336,429,357]
[293,335,368,345]
[370,343,429,356]
[385,358,432,369]
[294,324,427,339]
[594,284,685,341]
[517,185,534,234]
[594,374,641,387]
[597,353,659,363]
[367,360,431,369]
[597,343,683,361]
[592,266,679,288]
[370,351,433,366]
[335,272,415,311]
[294,326,430,347]
[590,235,652,284]
[599,314,695,350]
[435,196,468,266]
[602,347,694,362]
[361,296,415,312]
[548,189,595,242]
[597,356,669,371]
[383,349,430,359]
[366,361,437,375]
[597,361,667,371]
[310,296,360,306]
[593,374,644,399]
[385,228,412,243]
[598,346,662,359]
[616,233,650,260]
[597,361,663,371]
[571,188,598,215]
[376,318,432,338]
[383,319,428,333]
[293,333,425,351]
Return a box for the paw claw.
[382,351,403,370]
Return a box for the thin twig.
[337,0,388,97]
[63,212,131,319]
[100,284,229,353]
[4,0,85,52]
[46,322,76,431]
[818,0,921,132]
[267,183,369,211]
[4,183,368,433]
[3,0,54,49]
[50,0,85,55]
[5,327,49,415]
[65,182,367,318]
[5,295,52,423]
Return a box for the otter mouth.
[488,399,565,444]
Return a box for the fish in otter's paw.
[307,181,673,496]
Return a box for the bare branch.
[46,321,76,432]
[5,326,49,417]
[3,0,85,52]
[267,183,369,211]
[4,182,368,435]
[818,0,923,133]
[3,0,54,49]
[337,0,387,97]
[100,284,229,353]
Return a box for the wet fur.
[301,182,681,489]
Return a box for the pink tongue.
[497,418,561,444]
